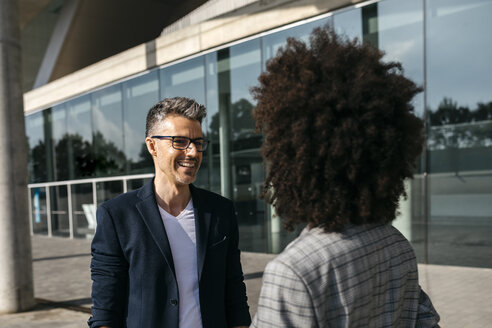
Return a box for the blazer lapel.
[190,184,211,282]
[136,180,176,277]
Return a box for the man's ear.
[145,137,157,156]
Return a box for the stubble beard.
[174,158,200,185]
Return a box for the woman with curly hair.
[251,27,440,327]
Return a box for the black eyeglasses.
[151,136,209,152]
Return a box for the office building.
[23,0,492,268]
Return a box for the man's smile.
[177,159,197,168]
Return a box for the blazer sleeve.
[251,259,316,328]
[88,204,129,328]
[224,203,252,327]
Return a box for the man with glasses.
[89,97,251,328]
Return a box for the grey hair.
[145,97,207,137]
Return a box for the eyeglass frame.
[150,135,209,152]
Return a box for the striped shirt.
[251,224,440,328]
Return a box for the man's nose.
[185,142,199,155]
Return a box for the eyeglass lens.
[173,137,208,151]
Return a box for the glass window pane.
[92,84,126,177]
[52,104,69,181]
[218,39,267,252]
[50,185,69,237]
[334,0,426,261]
[333,6,363,41]
[96,180,124,207]
[161,57,206,105]
[31,187,48,235]
[26,112,48,183]
[160,56,212,190]
[126,177,152,191]
[205,52,221,194]
[123,70,159,174]
[262,17,331,69]
[426,0,492,268]
[71,183,95,239]
[67,95,93,179]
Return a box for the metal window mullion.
[67,184,74,239]
[92,181,97,208]
[422,0,429,265]
[92,181,97,231]
[27,187,33,236]
[46,186,52,237]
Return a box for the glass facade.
[25,0,492,267]
[426,0,492,267]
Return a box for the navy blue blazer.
[89,179,251,328]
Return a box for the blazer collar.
[136,179,212,281]
[190,184,211,282]
[135,178,176,277]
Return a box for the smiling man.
[89,97,251,328]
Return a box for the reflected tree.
[208,98,261,152]
[93,132,126,176]
[129,142,154,173]
[428,98,492,150]
[231,98,255,140]
[29,139,48,183]
[231,98,262,151]
[55,133,93,179]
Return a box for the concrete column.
[0,0,36,313]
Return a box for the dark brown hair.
[252,27,424,232]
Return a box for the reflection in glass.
[262,17,330,69]
[426,0,492,110]
[334,0,426,260]
[261,17,331,250]
[161,57,206,105]
[218,39,267,252]
[71,183,95,238]
[123,70,159,174]
[331,3,379,47]
[205,52,221,194]
[92,84,126,176]
[375,0,425,261]
[67,95,93,179]
[333,6,363,40]
[96,180,123,207]
[161,57,211,189]
[427,0,492,267]
[51,104,69,181]
[50,185,69,237]
[333,3,383,48]
[378,0,424,85]
[26,112,48,183]
[127,178,152,191]
[31,187,48,234]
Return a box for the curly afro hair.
[252,26,424,233]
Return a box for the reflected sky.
[67,95,92,142]
[92,84,124,152]
[229,39,261,104]
[161,57,206,105]
[26,111,44,148]
[427,0,492,109]
[123,72,159,163]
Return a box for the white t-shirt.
[159,199,203,328]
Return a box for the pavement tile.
[1,235,491,327]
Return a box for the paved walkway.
[0,235,491,327]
